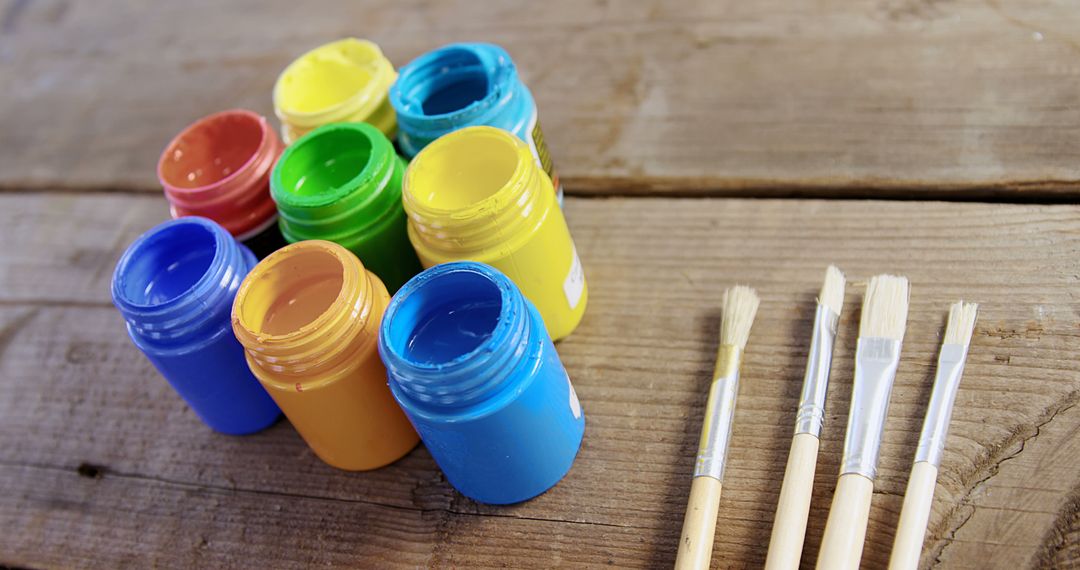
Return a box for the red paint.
[158,109,283,239]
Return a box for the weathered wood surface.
[1,193,1078,568]
[3,0,1080,199]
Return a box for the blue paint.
[405,299,501,365]
[389,43,563,204]
[111,217,281,435]
[379,262,585,504]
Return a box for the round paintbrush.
[674,286,760,570]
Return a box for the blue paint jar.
[378,262,585,504]
[111,217,281,435]
[389,42,564,204]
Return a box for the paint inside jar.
[160,113,264,189]
[238,248,344,336]
[408,132,517,209]
[421,72,489,116]
[406,269,501,362]
[276,128,372,199]
[120,222,216,305]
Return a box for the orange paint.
[231,240,418,470]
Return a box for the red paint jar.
[158,109,286,258]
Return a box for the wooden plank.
[933,398,1080,569]
[2,1,1080,198]
[0,463,440,568]
[1,193,1078,567]
[0,193,167,305]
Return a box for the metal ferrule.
[694,345,742,480]
[914,343,969,467]
[840,337,902,479]
[795,303,839,437]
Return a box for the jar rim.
[112,216,228,312]
[272,38,396,126]
[380,262,541,412]
[403,126,532,218]
[157,109,272,196]
[380,262,513,373]
[232,240,361,344]
[271,122,395,210]
[391,43,516,131]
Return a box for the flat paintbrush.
[817,274,910,570]
[888,301,978,570]
[765,265,846,570]
[675,286,760,570]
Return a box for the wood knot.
[76,462,105,479]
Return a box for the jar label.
[568,376,582,419]
[526,111,564,203]
[563,247,585,310]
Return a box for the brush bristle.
[858,274,909,341]
[720,286,760,349]
[819,265,846,316]
[944,301,979,346]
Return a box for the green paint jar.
[270,122,421,292]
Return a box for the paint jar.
[379,262,585,504]
[403,126,587,340]
[390,42,563,203]
[231,240,418,471]
[271,122,421,293]
[273,38,397,143]
[158,109,286,259]
[111,217,281,435]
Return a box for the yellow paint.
[403,126,588,340]
[273,38,397,143]
[232,240,417,470]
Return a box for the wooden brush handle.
[764,433,820,570]
[675,476,723,570]
[816,473,874,570]
[888,461,939,570]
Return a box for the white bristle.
[944,301,979,346]
[720,286,760,349]
[858,274,910,341]
[819,265,846,316]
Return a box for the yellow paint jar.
[402,126,587,340]
[272,38,398,143]
[231,240,418,470]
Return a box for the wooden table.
[2,1,1078,568]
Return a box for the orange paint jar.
[231,240,418,470]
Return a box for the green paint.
[271,122,421,292]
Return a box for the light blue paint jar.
[389,42,564,204]
[378,262,585,504]
[111,217,281,435]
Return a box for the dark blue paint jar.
[378,262,585,504]
[389,43,564,204]
[111,217,281,435]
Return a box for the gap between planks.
[2,178,1080,204]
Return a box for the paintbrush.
[764,265,846,570]
[817,274,910,570]
[674,286,760,570]
[888,302,978,570]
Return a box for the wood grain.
[0,193,1078,568]
[2,0,1080,199]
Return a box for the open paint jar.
[157,109,285,258]
[231,240,418,471]
[379,261,585,504]
[403,126,586,340]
